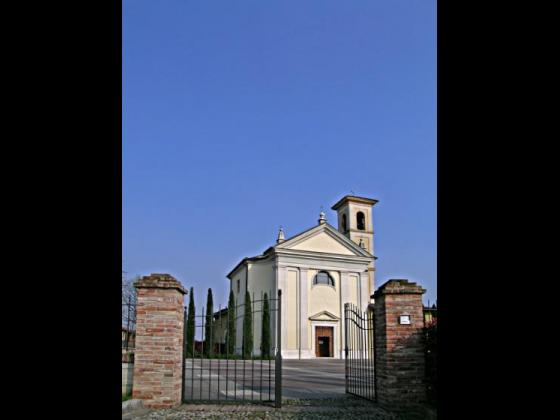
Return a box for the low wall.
[122,363,133,395]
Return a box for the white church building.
[226,195,377,359]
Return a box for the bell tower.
[331,195,378,298]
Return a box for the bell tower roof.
[331,195,379,211]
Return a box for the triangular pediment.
[274,223,371,257]
[309,310,340,321]
[291,231,355,255]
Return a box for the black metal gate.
[182,290,282,407]
[344,302,376,402]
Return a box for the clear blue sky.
[123,0,437,311]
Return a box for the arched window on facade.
[313,271,335,287]
[341,214,347,232]
[357,211,365,230]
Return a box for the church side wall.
[307,269,317,350]
[231,266,246,355]
[247,261,275,356]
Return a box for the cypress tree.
[242,291,253,359]
[204,288,214,357]
[261,292,271,358]
[227,289,236,355]
[185,287,195,357]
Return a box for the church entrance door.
[315,326,334,357]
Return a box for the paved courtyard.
[281,359,346,399]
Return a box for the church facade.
[226,195,378,359]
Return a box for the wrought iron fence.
[344,302,376,402]
[182,290,282,407]
[122,296,136,363]
[424,305,437,405]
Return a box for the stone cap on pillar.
[134,273,187,295]
[372,279,425,299]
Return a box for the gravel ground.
[122,397,424,420]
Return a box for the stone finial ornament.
[276,226,285,244]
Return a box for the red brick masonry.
[132,273,187,409]
[372,279,426,409]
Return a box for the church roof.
[213,307,229,319]
[226,254,268,279]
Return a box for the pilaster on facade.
[359,271,369,311]
[368,266,376,303]
[271,264,278,350]
[277,265,287,355]
[299,267,309,358]
[339,271,349,359]
[285,266,300,354]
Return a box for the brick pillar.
[132,273,187,409]
[373,279,426,409]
